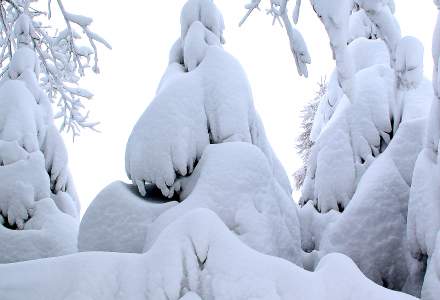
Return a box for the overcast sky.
[61,1,437,214]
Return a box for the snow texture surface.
[0,209,417,300]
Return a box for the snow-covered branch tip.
[240,0,310,77]
[0,0,111,138]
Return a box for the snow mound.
[143,142,302,265]
[0,198,77,264]
[79,181,177,253]
[0,209,417,300]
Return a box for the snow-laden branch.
[355,0,401,65]
[0,0,110,138]
[240,0,311,78]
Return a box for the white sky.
[62,1,437,214]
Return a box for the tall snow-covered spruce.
[0,0,108,263]
[244,0,436,298]
[82,0,302,266]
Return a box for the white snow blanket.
[143,142,302,265]
[0,209,416,300]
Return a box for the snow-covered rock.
[0,209,417,300]
[79,181,177,253]
[143,142,302,265]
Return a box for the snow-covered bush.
[0,209,417,300]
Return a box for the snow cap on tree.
[395,36,424,89]
[181,0,225,43]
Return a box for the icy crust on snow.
[0,198,77,264]
[0,209,417,300]
[143,143,302,265]
[126,44,292,199]
[79,181,177,253]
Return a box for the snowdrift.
[0,209,416,300]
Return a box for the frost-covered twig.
[0,0,110,138]
[240,0,311,77]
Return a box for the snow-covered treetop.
[240,0,311,77]
[0,0,111,137]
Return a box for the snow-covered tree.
[0,0,107,263]
[294,78,325,191]
[0,0,110,137]
[405,1,440,298]
[83,0,301,266]
[0,1,430,299]
[242,0,434,297]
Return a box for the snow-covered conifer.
[294,78,325,190]
[0,1,107,263]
